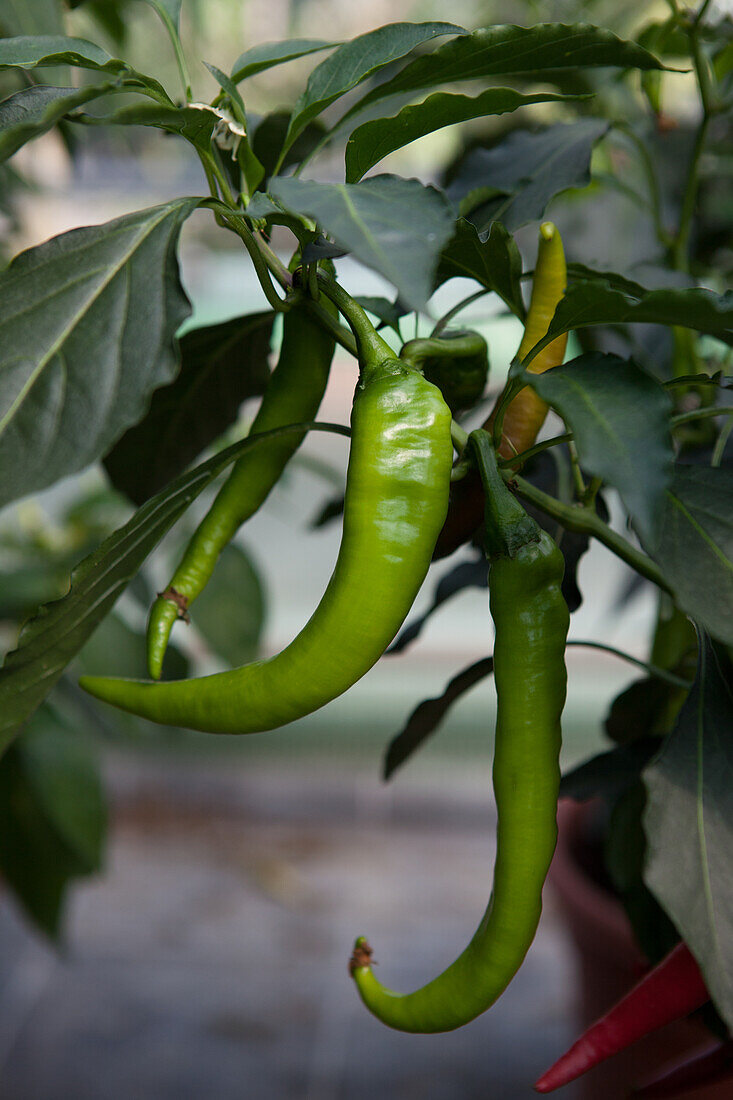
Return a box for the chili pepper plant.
[0,1,731,1092]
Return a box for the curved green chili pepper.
[146,299,337,680]
[349,430,569,1032]
[401,331,489,414]
[79,286,453,736]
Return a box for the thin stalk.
[497,432,573,468]
[566,640,693,689]
[217,211,288,312]
[152,4,192,101]
[616,123,672,249]
[451,421,469,454]
[509,472,671,593]
[432,289,491,336]
[568,440,587,498]
[582,476,604,510]
[316,273,395,369]
[711,416,733,467]
[671,405,733,427]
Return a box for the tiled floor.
[0,756,581,1099]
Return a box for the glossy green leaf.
[644,638,733,1029]
[435,219,524,318]
[340,23,666,127]
[0,421,348,757]
[0,33,117,70]
[104,311,274,505]
[231,38,335,83]
[542,283,733,349]
[270,174,455,310]
[449,121,609,233]
[345,87,583,183]
[283,21,464,153]
[0,198,198,510]
[192,543,266,666]
[0,81,122,161]
[529,353,674,543]
[644,466,733,645]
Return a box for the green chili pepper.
[146,299,337,680]
[79,284,453,735]
[349,429,569,1032]
[400,331,488,414]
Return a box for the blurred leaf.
[283,21,464,153]
[435,219,524,318]
[345,87,582,183]
[384,657,493,779]
[356,296,408,333]
[231,38,335,83]
[644,638,733,1029]
[270,175,455,311]
[0,81,124,162]
[0,198,198,510]
[311,492,344,529]
[103,311,274,505]
[529,353,674,544]
[605,677,679,745]
[191,543,266,667]
[448,121,610,233]
[643,465,733,645]
[543,283,733,347]
[0,0,63,36]
[251,111,327,183]
[389,556,487,654]
[0,421,348,756]
[341,23,665,126]
[19,706,105,871]
[560,739,660,801]
[78,609,188,682]
[0,704,106,938]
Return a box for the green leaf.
[345,87,583,183]
[0,0,63,36]
[231,38,335,83]
[566,261,652,298]
[0,81,123,162]
[104,311,274,505]
[251,111,327,182]
[0,197,198,510]
[356,296,409,334]
[0,703,106,939]
[269,175,455,310]
[192,543,266,666]
[0,34,172,102]
[340,23,666,127]
[283,21,464,155]
[76,100,225,150]
[543,282,733,348]
[435,219,525,319]
[644,466,733,645]
[644,638,733,1029]
[448,121,610,233]
[384,657,493,779]
[0,33,117,70]
[19,707,106,872]
[529,353,674,544]
[0,421,347,756]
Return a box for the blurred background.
[0,0,730,1096]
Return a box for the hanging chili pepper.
[534,942,709,1093]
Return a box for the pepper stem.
[316,272,395,372]
[470,430,540,559]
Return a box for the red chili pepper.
[534,943,709,1093]
[634,1039,733,1099]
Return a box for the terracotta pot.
[548,799,733,1099]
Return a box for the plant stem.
[152,4,192,101]
[671,405,733,427]
[616,123,671,249]
[568,440,587,498]
[711,416,733,467]
[431,289,491,336]
[317,273,395,369]
[497,432,573,467]
[508,472,671,592]
[451,421,469,454]
[566,640,692,688]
